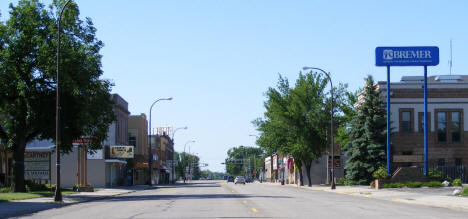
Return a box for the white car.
[234,176,246,184]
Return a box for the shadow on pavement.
[97,193,292,202]
[0,201,66,218]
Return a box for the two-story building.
[378,75,468,180]
[128,114,149,185]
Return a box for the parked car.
[227,176,234,182]
[245,177,252,183]
[235,176,246,184]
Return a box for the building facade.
[128,114,149,185]
[378,75,468,174]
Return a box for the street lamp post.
[55,0,72,202]
[171,127,188,184]
[148,97,173,186]
[183,140,195,183]
[302,66,336,190]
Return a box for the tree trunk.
[305,160,312,187]
[299,167,304,186]
[12,140,26,192]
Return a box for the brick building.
[378,75,468,170]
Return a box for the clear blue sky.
[2,0,468,172]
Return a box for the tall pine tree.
[344,75,387,184]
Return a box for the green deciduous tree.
[254,72,350,186]
[225,146,263,177]
[175,152,200,181]
[0,0,114,192]
[344,75,387,184]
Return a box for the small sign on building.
[110,146,134,158]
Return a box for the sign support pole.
[386,65,391,175]
[424,65,428,176]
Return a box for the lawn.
[461,187,468,196]
[0,189,77,202]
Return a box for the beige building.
[129,114,149,185]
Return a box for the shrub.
[461,187,468,196]
[372,166,390,179]
[337,178,346,185]
[25,181,48,192]
[383,182,404,188]
[452,179,462,187]
[428,169,443,181]
[422,181,443,188]
[405,181,422,188]
[344,179,357,186]
[0,186,12,193]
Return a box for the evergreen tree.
[344,75,387,184]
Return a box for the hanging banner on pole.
[375,47,439,66]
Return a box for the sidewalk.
[256,181,468,212]
[0,185,155,218]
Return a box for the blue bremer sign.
[375,45,439,176]
[376,46,439,66]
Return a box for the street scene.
[2,0,468,218]
[2,181,468,218]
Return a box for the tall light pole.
[55,0,72,202]
[302,66,336,190]
[172,126,188,183]
[148,97,173,186]
[183,140,195,183]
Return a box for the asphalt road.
[14,180,468,219]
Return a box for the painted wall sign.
[110,145,134,158]
[375,46,439,66]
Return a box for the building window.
[129,136,136,147]
[418,112,431,133]
[436,110,463,144]
[400,109,413,133]
[451,112,461,142]
[437,158,445,166]
[455,158,462,166]
[437,112,447,142]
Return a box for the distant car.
[227,176,234,182]
[235,176,246,184]
[245,177,252,183]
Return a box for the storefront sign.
[110,146,134,158]
[375,46,439,66]
[24,152,50,180]
[25,171,49,180]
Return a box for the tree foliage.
[0,0,114,192]
[344,75,387,184]
[225,146,263,177]
[253,72,350,186]
[175,151,200,181]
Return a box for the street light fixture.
[183,140,195,183]
[148,97,173,186]
[55,0,72,202]
[171,126,188,183]
[302,66,336,190]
